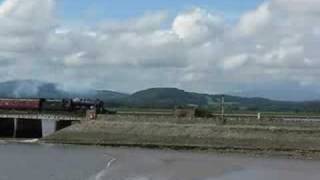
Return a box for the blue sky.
[56,0,265,22]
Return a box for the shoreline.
[41,140,320,160]
[1,138,319,161]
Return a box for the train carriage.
[0,98,41,110]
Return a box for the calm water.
[0,142,319,180]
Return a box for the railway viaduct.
[0,110,96,138]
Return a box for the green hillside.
[108,88,318,113]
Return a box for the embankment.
[43,115,320,158]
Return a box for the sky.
[0,0,319,100]
[56,0,265,22]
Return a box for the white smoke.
[12,80,42,98]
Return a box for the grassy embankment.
[43,113,320,158]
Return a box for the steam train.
[0,98,109,114]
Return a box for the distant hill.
[232,87,320,101]
[0,80,320,112]
[122,88,208,108]
[114,88,317,112]
[118,87,264,109]
[95,90,129,102]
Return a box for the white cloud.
[0,0,18,16]
[172,8,224,42]
[0,0,55,59]
[236,2,272,36]
[0,0,319,100]
[222,54,249,70]
[64,52,88,67]
[272,0,320,14]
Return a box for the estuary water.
[0,143,319,180]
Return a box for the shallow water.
[0,143,319,180]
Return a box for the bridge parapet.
[0,113,84,121]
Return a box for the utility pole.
[220,95,225,124]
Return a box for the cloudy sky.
[0,0,319,100]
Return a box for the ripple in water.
[88,156,117,180]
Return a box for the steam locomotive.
[0,98,109,114]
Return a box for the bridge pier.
[55,121,73,131]
[0,118,15,137]
[0,113,84,138]
[15,119,42,138]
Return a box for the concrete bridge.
[0,110,96,138]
